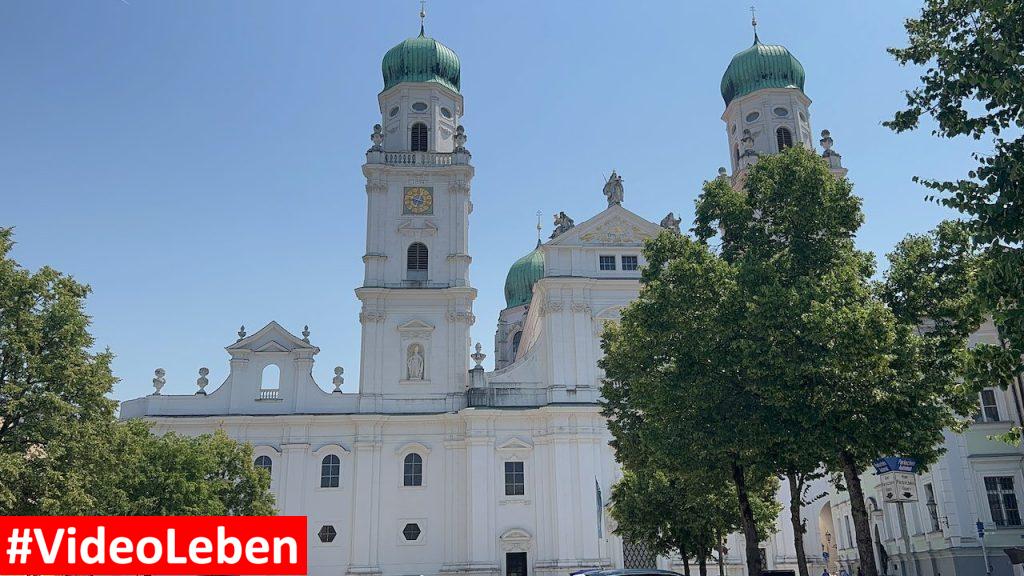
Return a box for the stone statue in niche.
[407,344,425,380]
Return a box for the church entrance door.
[506,552,528,576]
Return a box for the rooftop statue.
[603,170,624,207]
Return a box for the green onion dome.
[382,30,461,93]
[504,242,545,309]
[720,38,805,105]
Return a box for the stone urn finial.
[471,342,486,369]
[332,366,345,393]
[196,367,209,395]
[237,325,246,341]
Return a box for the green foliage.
[604,147,986,576]
[0,227,274,515]
[610,468,778,567]
[886,0,1024,390]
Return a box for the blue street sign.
[977,521,985,538]
[873,456,918,474]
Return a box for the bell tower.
[720,16,813,175]
[356,19,476,411]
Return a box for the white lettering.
[273,536,298,565]
[136,536,162,564]
[80,527,105,564]
[34,528,64,564]
[189,536,213,564]
[245,536,269,564]
[217,526,242,564]
[109,537,133,564]
[166,529,186,564]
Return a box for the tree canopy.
[0,227,274,516]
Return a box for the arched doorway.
[818,501,838,573]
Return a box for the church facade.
[121,21,841,576]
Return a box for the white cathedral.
[122,19,844,576]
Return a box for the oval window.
[745,111,760,123]
[731,124,737,134]
[440,107,452,119]
[412,102,428,112]
[798,111,807,122]
[389,106,399,118]
[774,107,789,117]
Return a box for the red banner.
[0,516,307,575]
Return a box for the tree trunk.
[698,555,707,576]
[716,530,725,576]
[840,450,879,576]
[731,461,763,576]
[787,472,810,576]
[680,542,691,576]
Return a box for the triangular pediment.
[547,204,663,247]
[397,319,435,332]
[254,340,289,353]
[496,437,534,451]
[398,219,438,236]
[226,321,319,354]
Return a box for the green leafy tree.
[100,421,275,515]
[694,147,862,576]
[0,227,274,515]
[601,230,782,576]
[885,0,1024,398]
[611,468,777,576]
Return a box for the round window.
[440,107,452,119]
[745,111,760,123]
[774,107,789,117]
[412,102,428,112]
[389,107,399,118]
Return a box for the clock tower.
[356,22,476,410]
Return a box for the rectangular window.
[979,389,1001,422]
[621,255,639,271]
[985,476,1022,527]
[925,483,940,532]
[599,255,616,271]
[504,461,525,496]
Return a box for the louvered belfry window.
[411,123,428,151]
[776,126,794,150]
[407,242,428,281]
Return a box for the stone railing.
[256,388,281,401]
[366,150,470,167]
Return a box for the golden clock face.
[403,187,433,214]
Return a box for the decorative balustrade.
[367,150,470,167]
[257,388,281,401]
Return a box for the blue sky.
[1,1,982,401]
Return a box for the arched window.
[776,127,793,150]
[411,123,428,152]
[407,242,428,281]
[260,364,281,390]
[254,455,272,476]
[403,453,423,486]
[511,332,523,359]
[734,144,740,163]
[320,454,340,488]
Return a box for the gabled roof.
[547,204,663,247]
[226,321,320,354]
